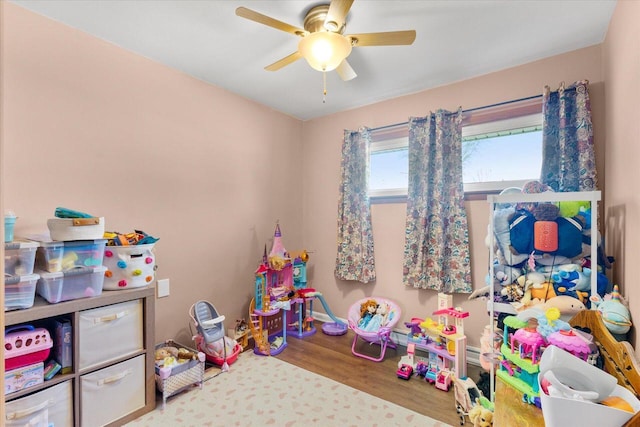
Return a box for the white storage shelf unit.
[485,190,601,402]
[4,286,156,427]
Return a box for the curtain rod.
[370,87,575,133]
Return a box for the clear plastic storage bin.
[36,266,106,304]
[4,274,39,311]
[36,239,107,273]
[4,240,39,276]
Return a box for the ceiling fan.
[235,0,416,82]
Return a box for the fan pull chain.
[323,71,327,103]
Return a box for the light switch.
[157,278,170,298]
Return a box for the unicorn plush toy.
[590,285,632,337]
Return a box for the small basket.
[103,243,156,290]
[47,217,105,241]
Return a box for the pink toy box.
[4,325,52,371]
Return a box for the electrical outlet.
[157,278,170,298]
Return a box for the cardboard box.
[5,362,44,395]
[52,318,73,374]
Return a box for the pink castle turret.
[269,223,287,259]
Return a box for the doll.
[362,302,390,332]
[358,299,378,328]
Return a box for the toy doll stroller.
[190,300,231,372]
[453,375,493,425]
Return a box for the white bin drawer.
[80,355,145,427]
[5,380,73,427]
[79,299,143,370]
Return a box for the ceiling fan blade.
[325,0,354,31]
[336,59,357,81]
[265,51,303,71]
[236,7,306,36]
[348,30,417,46]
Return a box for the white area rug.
[127,351,451,427]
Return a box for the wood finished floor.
[275,325,483,426]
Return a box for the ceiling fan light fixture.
[324,20,339,32]
[298,31,352,72]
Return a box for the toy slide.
[315,294,348,336]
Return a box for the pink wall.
[603,0,640,350]
[302,45,605,349]
[2,3,304,344]
[3,1,635,357]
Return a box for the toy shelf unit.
[228,327,251,351]
[4,286,156,427]
[486,190,601,317]
[251,304,289,356]
[486,190,602,402]
[402,293,469,380]
[495,315,542,405]
[286,296,317,338]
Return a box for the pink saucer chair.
[347,297,402,362]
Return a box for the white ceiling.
[10,0,617,121]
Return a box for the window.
[369,113,543,199]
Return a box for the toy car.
[424,369,437,384]
[435,370,452,391]
[425,366,437,383]
[396,364,413,380]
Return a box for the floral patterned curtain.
[403,109,472,293]
[541,80,598,191]
[335,128,376,283]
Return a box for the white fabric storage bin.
[79,299,143,371]
[103,243,156,290]
[5,380,73,427]
[47,216,105,241]
[80,355,145,427]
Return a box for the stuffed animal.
[489,206,529,266]
[468,399,493,427]
[500,283,524,302]
[155,346,178,360]
[177,347,198,361]
[541,295,586,316]
[590,285,632,336]
[528,280,557,302]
